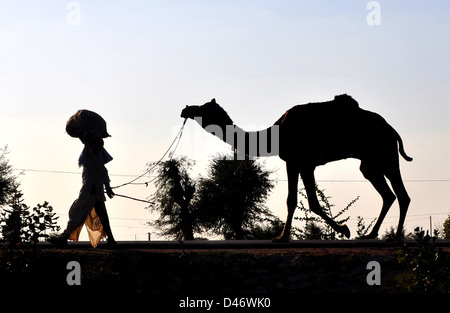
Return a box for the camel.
[180,95,412,242]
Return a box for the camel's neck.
[204,122,280,160]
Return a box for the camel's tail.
[394,128,413,162]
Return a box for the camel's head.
[181,98,233,128]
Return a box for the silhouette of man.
[51,137,117,248]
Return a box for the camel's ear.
[211,98,216,104]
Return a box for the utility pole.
[430,216,432,236]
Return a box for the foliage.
[295,184,358,240]
[0,146,19,208]
[245,217,286,240]
[148,157,197,240]
[149,155,277,240]
[443,214,450,239]
[0,146,60,245]
[382,226,415,240]
[397,227,450,293]
[302,221,325,240]
[355,215,376,239]
[194,155,275,239]
[0,191,60,245]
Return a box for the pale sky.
[0,1,449,241]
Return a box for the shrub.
[398,227,450,293]
[0,192,60,245]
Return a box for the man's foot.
[272,235,289,243]
[103,240,118,249]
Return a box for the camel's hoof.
[360,232,379,240]
[339,224,351,239]
[272,236,289,243]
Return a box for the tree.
[148,157,197,240]
[295,184,358,240]
[1,192,25,244]
[443,214,450,239]
[195,155,275,239]
[0,146,60,244]
[0,146,19,208]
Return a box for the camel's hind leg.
[360,162,396,239]
[386,167,411,239]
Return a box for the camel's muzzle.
[180,105,200,119]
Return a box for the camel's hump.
[275,94,360,125]
[333,94,359,107]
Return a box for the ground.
[1,240,449,299]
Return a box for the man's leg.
[50,196,94,244]
[94,200,116,244]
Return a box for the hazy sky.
[0,1,449,240]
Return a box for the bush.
[355,215,376,239]
[194,155,275,240]
[0,192,60,245]
[295,184,358,240]
[397,227,450,293]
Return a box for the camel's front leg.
[301,168,351,239]
[273,163,299,243]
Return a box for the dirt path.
[2,241,449,296]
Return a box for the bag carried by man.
[66,110,111,140]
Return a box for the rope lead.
[108,118,188,204]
